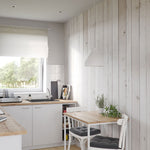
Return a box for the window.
[0,56,44,92]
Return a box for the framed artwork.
[60,85,71,100]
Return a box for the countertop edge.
[0,99,77,106]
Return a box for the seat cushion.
[70,126,100,136]
[90,136,121,149]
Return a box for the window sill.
[0,92,47,98]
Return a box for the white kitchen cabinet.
[3,106,32,147]
[0,135,22,150]
[3,103,63,148]
[33,104,62,146]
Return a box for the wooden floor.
[37,145,80,150]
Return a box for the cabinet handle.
[34,107,42,109]
[22,107,30,109]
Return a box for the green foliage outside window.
[0,58,40,88]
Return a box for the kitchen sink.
[26,99,59,102]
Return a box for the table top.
[64,111,119,124]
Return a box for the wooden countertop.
[0,99,77,106]
[64,111,119,124]
[0,107,26,136]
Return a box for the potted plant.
[102,104,122,118]
[96,94,104,113]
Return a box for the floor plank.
[36,145,80,150]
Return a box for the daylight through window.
[0,56,43,91]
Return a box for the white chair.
[90,114,128,150]
[67,107,101,150]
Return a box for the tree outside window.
[0,57,42,89]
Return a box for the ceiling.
[0,0,97,23]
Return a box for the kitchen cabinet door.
[33,104,62,146]
[3,106,32,147]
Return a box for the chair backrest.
[117,114,128,149]
[66,107,87,129]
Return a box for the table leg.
[87,124,90,150]
[64,115,66,150]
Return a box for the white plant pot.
[99,108,104,114]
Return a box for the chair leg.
[80,140,84,150]
[68,134,72,150]
[83,140,87,150]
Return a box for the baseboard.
[23,142,64,150]
[23,141,76,150]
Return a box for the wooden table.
[64,111,119,150]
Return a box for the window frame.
[0,57,45,93]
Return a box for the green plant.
[102,104,122,118]
[96,94,104,108]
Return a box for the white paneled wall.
[65,0,150,150]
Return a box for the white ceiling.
[0,0,97,23]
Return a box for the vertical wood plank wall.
[64,0,150,150]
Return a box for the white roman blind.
[0,26,48,58]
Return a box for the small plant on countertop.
[96,94,104,108]
[102,104,122,118]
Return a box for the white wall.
[0,17,65,98]
[65,0,150,150]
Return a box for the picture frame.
[60,85,71,100]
